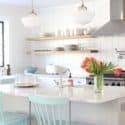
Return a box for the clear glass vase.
[94,75,104,93]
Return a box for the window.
[0,21,4,67]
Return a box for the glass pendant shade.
[21,0,41,28]
[22,11,41,27]
[74,1,94,25]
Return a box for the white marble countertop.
[0,75,16,79]
[1,84,125,104]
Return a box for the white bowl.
[46,64,66,74]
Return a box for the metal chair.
[28,95,92,125]
[0,92,29,125]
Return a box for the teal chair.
[29,96,91,125]
[0,93,29,125]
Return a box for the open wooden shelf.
[27,49,99,55]
[27,35,94,41]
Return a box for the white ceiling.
[0,0,94,8]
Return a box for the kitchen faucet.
[65,69,71,77]
[53,68,71,88]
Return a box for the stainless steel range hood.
[93,0,125,36]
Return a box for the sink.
[0,75,16,84]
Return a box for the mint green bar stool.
[0,92,29,125]
[28,96,92,125]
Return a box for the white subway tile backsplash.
[29,36,125,76]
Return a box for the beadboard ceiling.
[0,0,95,7]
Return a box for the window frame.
[0,21,4,67]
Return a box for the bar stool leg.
[29,101,31,125]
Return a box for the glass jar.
[94,75,104,93]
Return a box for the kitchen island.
[1,84,125,125]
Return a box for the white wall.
[27,0,125,76]
[0,4,31,73]
[1,0,124,76]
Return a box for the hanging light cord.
[79,0,87,10]
[31,0,37,15]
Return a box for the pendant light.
[22,0,41,28]
[74,0,94,25]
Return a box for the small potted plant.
[81,57,122,93]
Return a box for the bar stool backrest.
[0,92,4,122]
[29,96,70,125]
